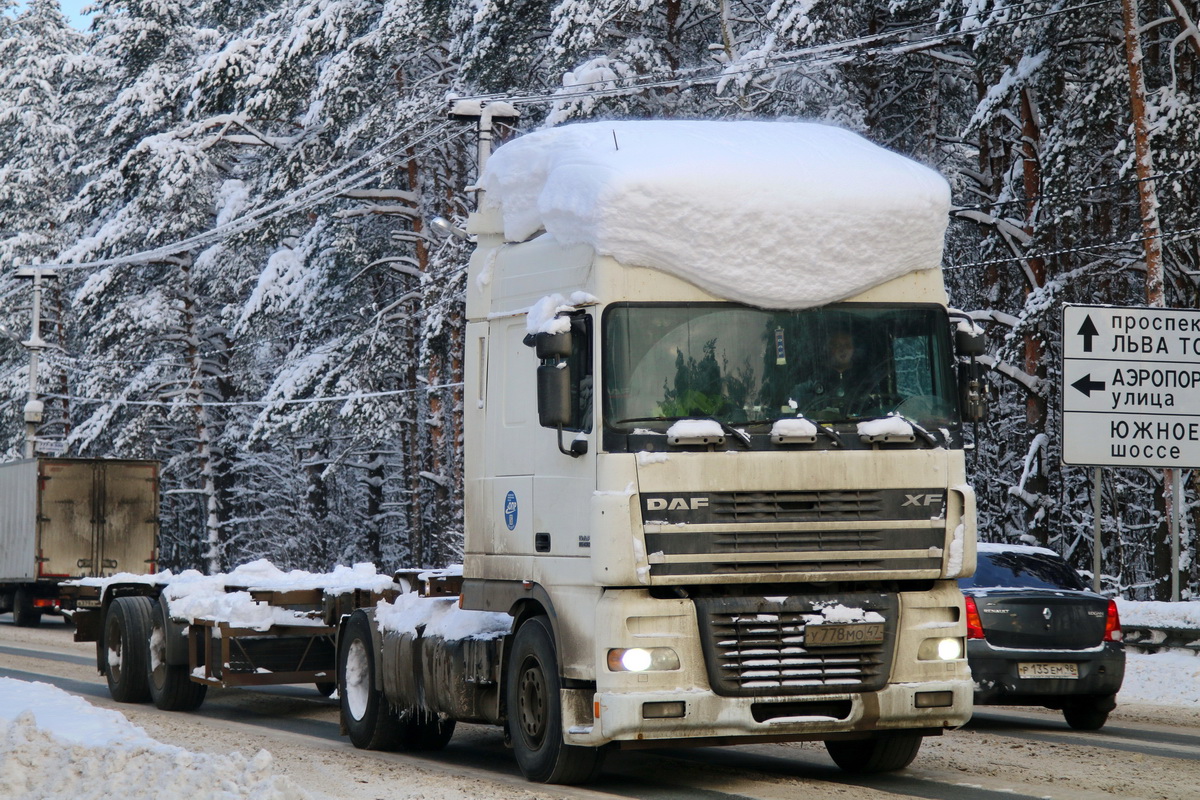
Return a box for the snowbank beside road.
[0,678,309,800]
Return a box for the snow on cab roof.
[479,120,950,309]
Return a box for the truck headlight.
[918,637,964,661]
[607,647,680,672]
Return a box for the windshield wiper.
[707,416,751,448]
[613,416,688,426]
[761,414,844,448]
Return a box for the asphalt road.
[3,617,1198,800]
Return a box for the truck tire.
[339,611,405,751]
[103,596,153,703]
[824,732,922,773]
[147,602,207,711]
[13,588,42,627]
[506,616,605,784]
[402,709,456,751]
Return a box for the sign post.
[1062,304,1200,600]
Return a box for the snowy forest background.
[1,0,1198,599]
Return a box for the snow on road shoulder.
[0,678,308,800]
[1121,651,1200,706]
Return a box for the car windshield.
[960,550,1087,591]
[602,303,959,430]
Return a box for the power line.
[19,118,464,273]
[460,0,1115,110]
[945,224,1200,270]
[953,164,1200,213]
[42,381,464,410]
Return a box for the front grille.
[710,491,882,522]
[694,594,896,697]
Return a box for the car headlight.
[607,647,681,672]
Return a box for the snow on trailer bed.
[60,560,500,690]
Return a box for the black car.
[959,544,1125,730]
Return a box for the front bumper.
[566,679,974,746]
[968,640,1125,705]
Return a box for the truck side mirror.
[537,365,572,427]
[536,329,573,359]
[955,328,986,357]
[537,365,587,457]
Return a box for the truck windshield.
[603,303,958,431]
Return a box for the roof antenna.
[612,130,619,151]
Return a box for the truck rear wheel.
[339,611,405,751]
[403,709,456,751]
[103,596,153,703]
[13,588,42,627]
[824,732,922,773]
[147,601,207,711]
[507,616,605,784]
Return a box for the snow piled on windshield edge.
[0,678,307,800]
[480,120,950,310]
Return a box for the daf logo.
[646,497,710,511]
[902,493,944,507]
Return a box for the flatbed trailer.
[61,567,447,704]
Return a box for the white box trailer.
[0,458,158,625]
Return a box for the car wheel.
[825,733,923,773]
[1063,695,1114,730]
[507,616,605,784]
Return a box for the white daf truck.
[68,119,982,785]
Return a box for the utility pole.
[15,268,55,459]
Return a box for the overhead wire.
[953,164,1200,213]
[458,0,1115,110]
[945,224,1200,270]
[22,116,464,272]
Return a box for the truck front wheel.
[147,601,206,711]
[339,611,404,751]
[506,616,604,784]
[103,596,153,703]
[824,732,922,773]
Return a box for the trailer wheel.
[103,596,153,703]
[824,732,922,773]
[147,602,206,711]
[13,588,42,628]
[402,709,456,751]
[507,616,605,784]
[339,611,404,750]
